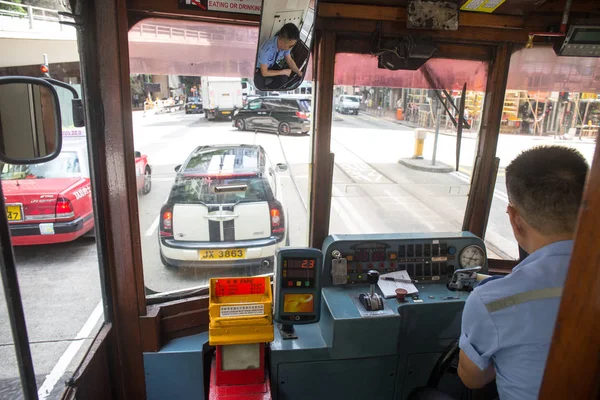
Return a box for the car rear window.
[1,151,81,180]
[170,177,272,204]
[298,99,311,112]
[344,96,360,102]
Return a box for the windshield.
[1,151,81,180]
[344,96,360,102]
[171,177,272,204]
[188,97,201,103]
[130,18,314,298]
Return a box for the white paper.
[377,270,418,298]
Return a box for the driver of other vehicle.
[254,23,302,90]
[458,145,589,399]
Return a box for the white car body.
[158,145,288,270]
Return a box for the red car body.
[3,135,151,246]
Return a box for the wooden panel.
[309,30,336,249]
[162,308,210,333]
[462,44,511,238]
[539,140,600,400]
[318,3,524,29]
[76,0,147,397]
[316,18,549,44]
[60,324,114,400]
[487,259,517,274]
[159,296,209,318]
[127,0,260,24]
[139,307,161,352]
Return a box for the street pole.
[432,105,441,166]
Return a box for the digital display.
[372,251,386,262]
[283,293,314,313]
[283,258,316,269]
[354,251,369,262]
[572,29,600,44]
[285,268,315,278]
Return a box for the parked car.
[232,95,311,135]
[335,95,361,115]
[185,96,203,114]
[158,144,289,269]
[135,151,152,195]
[2,132,152,246]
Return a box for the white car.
[158,144,289,269]
[335,95,361,115]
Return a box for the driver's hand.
[297,70,304,78]
[283,69,292,77]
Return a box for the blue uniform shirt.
[256,35,291,69]
[459,240,574,400]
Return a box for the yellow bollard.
[413,129,426,159]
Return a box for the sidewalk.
[361,108,479,139]
[360,108,598,144]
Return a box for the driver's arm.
[458,289,499,389]
[284,54,302,76]
[260,64,291,77]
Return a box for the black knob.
[367,270,379,284]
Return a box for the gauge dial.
[459,245,486,268]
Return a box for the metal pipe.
[0,182,39,400]
[561,0,572,33]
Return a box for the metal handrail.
[0,0,74,30]
[130,22,258,45]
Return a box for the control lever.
[447,266,481,291]
[359,270,384,311]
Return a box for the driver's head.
[277,23,300,51]
[506,145,588,249]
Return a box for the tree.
[0,0,25,13]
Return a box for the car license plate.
[199,249,245,260]
[6,205,22,221]
[222,111,230,115]
[191,105,196,108]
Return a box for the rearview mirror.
[254,0,314,91]
[0,77,62,165]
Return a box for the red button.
[288,281,293,287]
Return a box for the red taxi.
[2,129,151,246]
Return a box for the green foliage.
[0,0,26,13]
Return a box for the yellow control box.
[208,276,274,346]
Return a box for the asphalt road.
[0,108,596,398]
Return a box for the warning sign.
[220,304,265,317]
[460,0,505,13]
[178,0,261,15]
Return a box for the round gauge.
[459,245,486,268]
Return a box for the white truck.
[201,77,243,120]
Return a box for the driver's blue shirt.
[459,240,574,400]
[256,35,291,69]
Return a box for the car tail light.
[269,201,285,240]
[296,111,308,119]
[55,197,75,219]
[24,203,56,221]
[160,205,173,237]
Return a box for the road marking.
[146,215,160,236]
[38,301,103,399]
[451,171,509,203]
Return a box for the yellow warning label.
[460,0,506,13]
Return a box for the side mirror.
[276,163,288,172]
[134,151,142,158]
[175,165,181,172]
[0,77,62,164]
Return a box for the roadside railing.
[129,22,258,46]
[0,0,74,31]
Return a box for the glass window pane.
[130,19,313,296]
[0,3,105,395]
[485,48,600,260]
[329,53,487,236]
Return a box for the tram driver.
[412,145,589,400]
[254,23,303,90]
